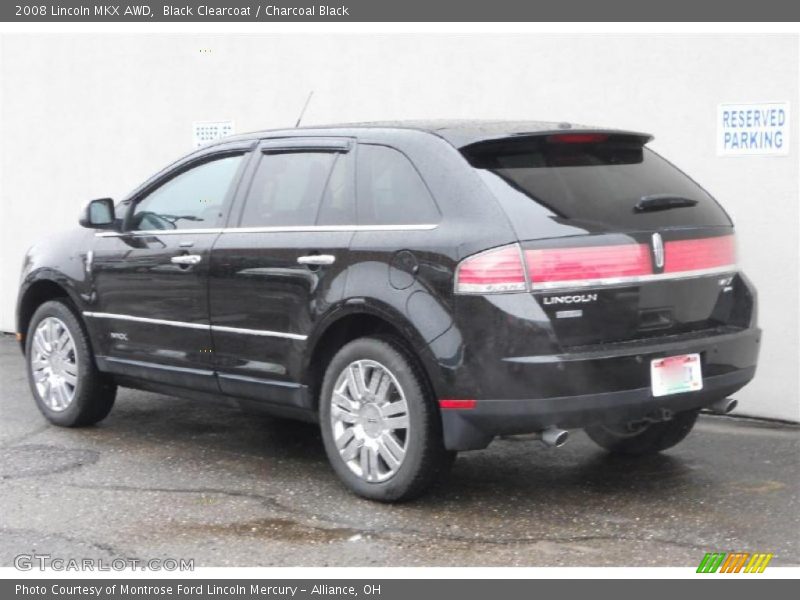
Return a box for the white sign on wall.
[717,102,790,156]
[192,120,235,148]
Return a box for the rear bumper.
[440,327,760,451]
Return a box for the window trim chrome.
[94,223,438,237]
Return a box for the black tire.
[25,300,117,427]
[319,336,455,502]
[585,409,699,455]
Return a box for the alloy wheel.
[329,359,410,483]
[30,317,79,411]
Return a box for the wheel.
[319,336,455,502]
[25,300,117,427]
[585,409,699,455]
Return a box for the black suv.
[16,121,760,501]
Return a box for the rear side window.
[241,151,337,227]
[463,135,731,232]
[356,144,440,225]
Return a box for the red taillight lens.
[454,235,737,295]
[454,244,527,293]
[664,235,736,273]
[524,244,651,289]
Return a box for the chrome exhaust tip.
[709,397,738,415]
[538,427,569,448]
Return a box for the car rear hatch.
[460,131,753,347]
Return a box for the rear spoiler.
[459,129,654,152]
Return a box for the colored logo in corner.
[697,552,773,573]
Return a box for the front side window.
[130,154,244,231]
[240,151,338,227]
[356,145,440,226]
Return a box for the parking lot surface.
[1,336,798,567]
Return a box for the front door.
[87,148,250,391]
[208,138,355,408]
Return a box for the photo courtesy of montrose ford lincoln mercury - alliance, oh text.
[15,120,761,501]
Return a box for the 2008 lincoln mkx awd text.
[16,120,761,501]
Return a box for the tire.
[25,300,117,427]
[585,409,699,456]
[319,336,455,502]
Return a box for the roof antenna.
[295,91,314,128]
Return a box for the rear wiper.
[635,194,698,213]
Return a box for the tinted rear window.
[464,136,731,234]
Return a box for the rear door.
[88,145,251,390]
[463,133,745,347]
[208,138,355,408]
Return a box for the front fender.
[15,229,95,335]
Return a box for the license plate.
[651,353,703,397]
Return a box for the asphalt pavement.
[1,335,798,567]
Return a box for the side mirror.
[79,198,116,229]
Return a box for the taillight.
[454,244,527,294]
[525,244,651,289]
[664,235,736,273]
[454,235,737,294]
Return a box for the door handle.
[171,254,202,266]
[297,254,335,266]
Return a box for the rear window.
[463,135,731,234]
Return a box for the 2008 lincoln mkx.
[16,121,761,501]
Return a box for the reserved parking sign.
[717,101,790,156]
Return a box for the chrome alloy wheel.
[30,317,79,411]
[329,359,410,483]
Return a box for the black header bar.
[3,0,800,22]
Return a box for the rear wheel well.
[18,280,72,350]
[306,313,432,412]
